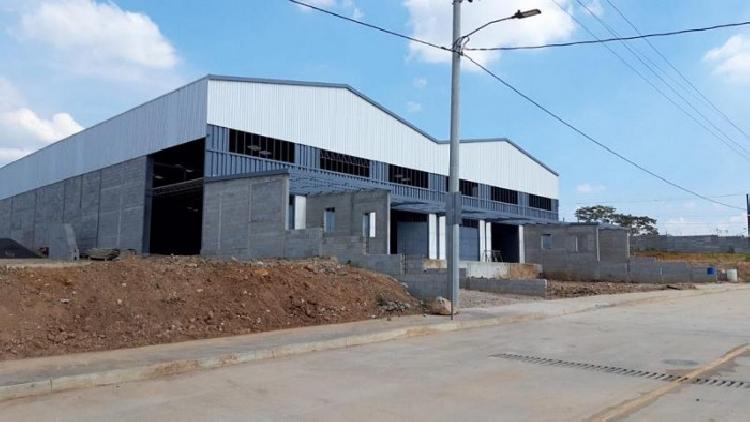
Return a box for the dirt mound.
[547,281,695,298]
[0,256,419,360]
[0,238,40,259]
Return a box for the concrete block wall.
[10,190,36,248]
[306,190,391,254]
[201,174,290,258]
[0,157,149,254]
[201,173,409,280]
[542,260,716,284]
[97,158,149,251]
[461,278,547,297]
[0,198,10,239]
[598,229,630,263]
[33,182,64,249]
[524,223,600,267]
[632,234,750,253]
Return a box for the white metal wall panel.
[445,142,559,199]
[206,79,558,199]
[0,79,208,200]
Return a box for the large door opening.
[491,223,520,263]
[148,139,205,255]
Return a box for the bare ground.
[459,289,540,308]
[0,256,419,360]
[547,280,695,298]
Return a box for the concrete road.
[3,287,750,421]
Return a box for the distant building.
[0,75,558,262]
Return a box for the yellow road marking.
[589,343,750,422]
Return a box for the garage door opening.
[148,139,205,255]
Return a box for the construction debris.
[85,248,121,261]
[425,296,453,315]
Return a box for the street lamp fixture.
[514,9,542,19]
[460,9,543,48]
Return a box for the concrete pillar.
[479,219,486,262]
[518,225,525,263]
[428,213,438,259]
[438,215,446,260]
[485,222,492,261]
[293,196,306,230]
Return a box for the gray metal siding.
[0,79,208,200]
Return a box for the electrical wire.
[288,0,746,211]
[461,53,745,211]
[603,0,750,144]
[288,0,452,54]
[570,0,750,159]
[464,20,750,51]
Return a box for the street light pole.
[446,4,542,319]
[447,0,462,320]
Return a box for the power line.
[461,53,745,211]
[288,0,453,54]
[603,0,750,144]
[464,20,750,51]
[287,0,746,211]
[572,0,750,159]
[548,0,750,161]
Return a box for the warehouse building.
[0,75,558,263]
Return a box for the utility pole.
[444,3,541,319]
[746,194,749,238]
[447,0,462,319]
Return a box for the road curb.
[0,287,741,403]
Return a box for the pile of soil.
[547,280,695,298]
[0,256,419,360]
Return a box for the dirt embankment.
[0,257,419,360]
[547,280,695,298]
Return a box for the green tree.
[574,205,617,223]
[575,205,658,235]
[612,214,658,235]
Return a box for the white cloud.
[14,0,178,80]
[0,78,82,166]
[0,108,82,144]
[704,34,750,83]
[579,0,604,18]
[403,0,577,67]
[413,77,428,89]
[352,6,364,20]
[406,101,423,113]
[576,183,605,193]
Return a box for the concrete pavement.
[2,285,750,420]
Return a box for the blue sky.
[1,0,749,235]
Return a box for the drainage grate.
[490,353,750,389]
